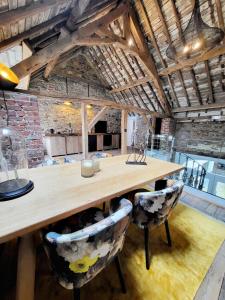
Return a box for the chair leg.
[102,202,106,212]
[115,255,127,294]
[73,287,80,300]
[144,226,151,270]
[165,220,172,247]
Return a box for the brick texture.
[161,118,176,135]
[0,91,44,168]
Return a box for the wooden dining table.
[0,154,183,300]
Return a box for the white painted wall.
[127,115,137,146]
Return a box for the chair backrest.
[45,198,132,289]
[133,181,184,228]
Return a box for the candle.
[81,160,94,178]
[92,159,100,172]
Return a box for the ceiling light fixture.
[166,0,224,61]
[0,63,19,90]
[128,37,134,47]
[64,101,72,106]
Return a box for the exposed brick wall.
[160,118,176,135]
[174,122,225,158]
[0,92,44,168]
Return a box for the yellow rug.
[36,204,225,300]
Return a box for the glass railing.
[146,146,225,200]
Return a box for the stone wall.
[37,97,121,134]
[30,74,121,134]
[0,91,44,168]
[29,74,112,100]
[174,121,225,158]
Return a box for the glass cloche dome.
[0,127,34,201]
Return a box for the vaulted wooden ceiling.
[1,0,225,122]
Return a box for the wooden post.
[81,103,88,159]
[121,110,128,154]
[16,234,36,300]
[151,116,156,134]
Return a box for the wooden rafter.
[137,0,179,108]
[132,55,163,112]
[173,102,225,113]
[44,57,60,79]
[0,12,68,52]
[89,48,116,88]
[80,51,110,88]
[168,0,203,105]
[204,60,215,103]
[150,0,191,107]
[10,0,171,115]
[110,77,150,93]
[12,1,129,79]
[0,0,68,27]
[128,6,171,114]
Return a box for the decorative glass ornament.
[0,127,34,201]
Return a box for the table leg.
[16,233,36,300]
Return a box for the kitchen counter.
[44,133,120,136]
[43,133,121,156]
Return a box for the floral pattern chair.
[125,180,184,270]
[44,198,132,299]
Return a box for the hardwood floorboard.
[194,241,225,300]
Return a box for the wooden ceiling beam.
[110,76,151,93]
[14,88,159,115]
[43,56,60,79]
[160,44,225,75]
[127,7,171,114]
[12,1,129,79]
[0,0,68,27]
[173,102,225,113]
[0,12,68,52]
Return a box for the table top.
[0,155,183,243]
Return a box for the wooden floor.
[0,187,225,300]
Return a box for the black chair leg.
[144,226,151,270]
[165,220,172,247]
[115,255,127,294]
[102,202,106,211]
[73,287,80,300]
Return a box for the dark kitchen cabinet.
[88,135,97,152]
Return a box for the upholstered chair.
[129,180,184,270]
[44,198,132,300]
